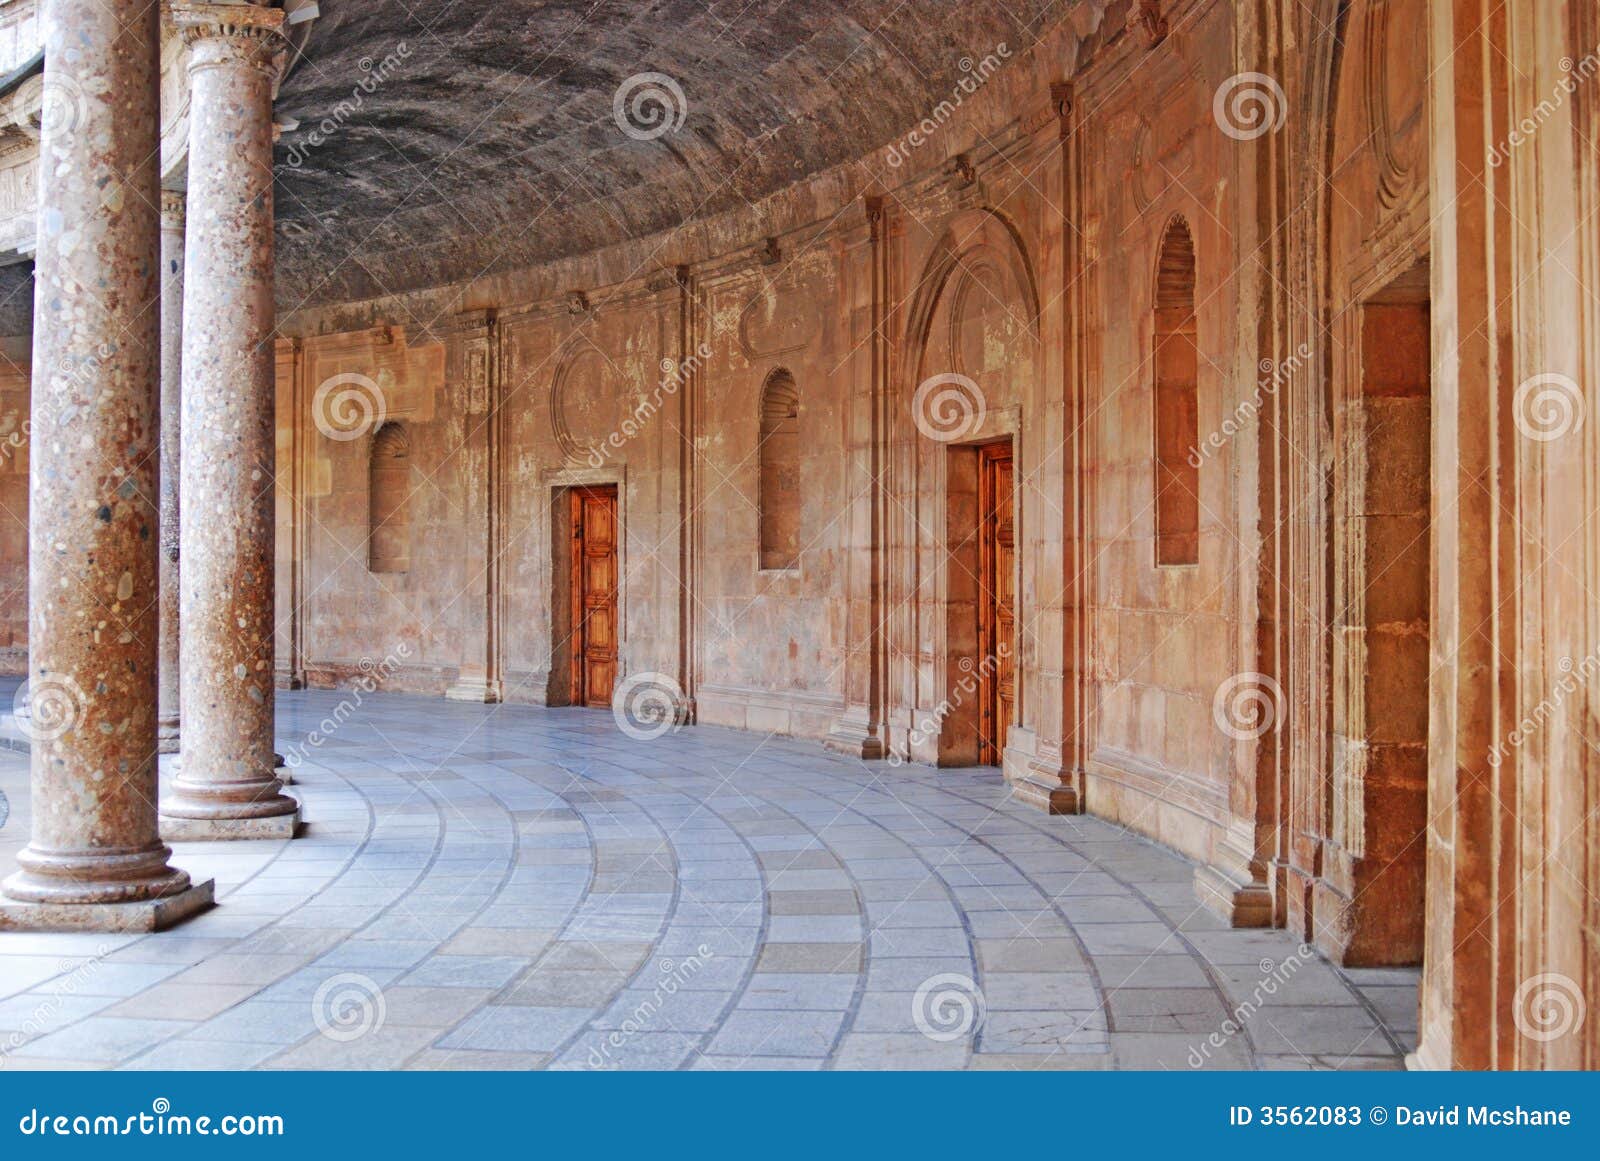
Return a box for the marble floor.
[0,687,1417,1070]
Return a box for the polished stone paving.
[0,688,1417,1070]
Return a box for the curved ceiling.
[273,0,1113,309]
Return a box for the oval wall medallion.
[550,345,622,464]
[737,280,821,359]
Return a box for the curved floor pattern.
[0,690,1417,1070]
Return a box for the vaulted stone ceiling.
[273,0,1117,308]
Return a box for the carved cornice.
[450,307,496,334]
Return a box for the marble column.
[157,192,184,754]
[0,0,212,930]
[160,1,299,840]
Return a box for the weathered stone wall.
[1073,1,1245,868]
[275,326,454,692]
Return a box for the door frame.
[976,440,1016,767]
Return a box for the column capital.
[171,2,287,74]
[160,189,186,227]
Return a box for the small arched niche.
[368,422,411,574]
[758,368,800,571]
[1153,215,1199,567]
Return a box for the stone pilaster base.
[824,709,886,760]
[1405,1035,1449,1070]
[1194,863,1273,927]
[1003,740,1081,814]
[0,880,215,933]
[1007,770,1080,813]
[445,677,501,703]
[157,719,180,754]
[161,808,301,842]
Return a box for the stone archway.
[891,209,1040,769]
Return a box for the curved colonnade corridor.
[0,687,1414,1071]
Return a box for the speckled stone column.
[0,0,212,930]
[157,192,184,755]
[160,2,299,839]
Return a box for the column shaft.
[1,0,203,921]
[162,3,297,836]
[157,192,184,753]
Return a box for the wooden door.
[977,444,1015,766]
[569,486,618,707]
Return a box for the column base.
[161,808,300,842]
[160,769,301,841]
[157,718,180,754]
[0,880,215,933]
